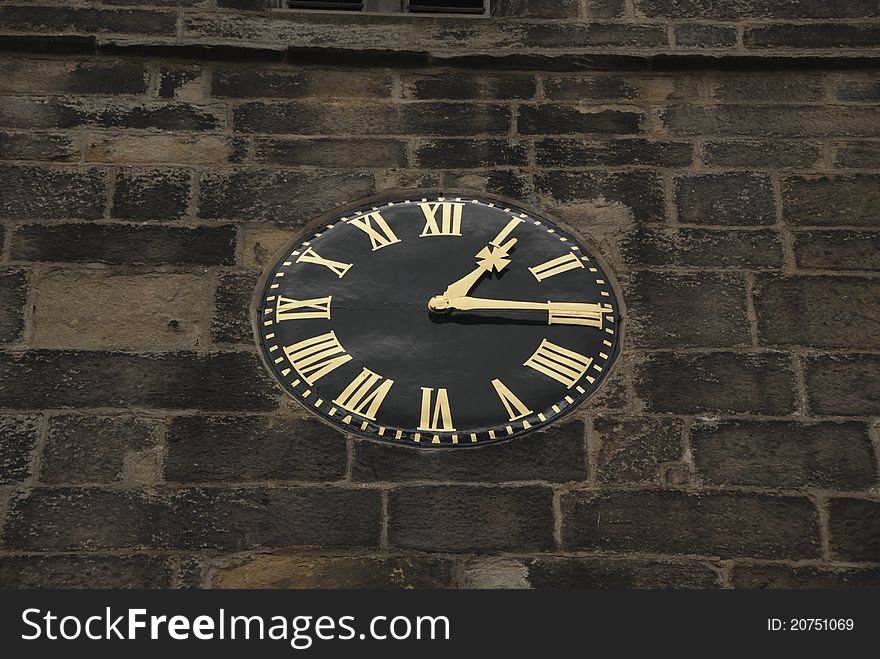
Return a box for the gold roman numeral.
[524,339,593,388]
[295,247,352,278]
[529,252,584,281]
[283,331,352,385]
[490,217,525,247]
[491,378,533,422]
[349,211,401,251]
[548,302,613,328]
[275,295,332,322]
[333,367,394,421]
[419,202,464,237]
[418,387,455,432]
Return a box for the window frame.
[281,0,491,17]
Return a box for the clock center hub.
[427,295,451,313]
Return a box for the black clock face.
[256,194,622,447]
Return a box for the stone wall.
[3,0,880,57]
[0,0,878,588]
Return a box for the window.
[407,1,487,13]
[285,1,489,15]
[287,1,362,9]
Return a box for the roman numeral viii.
[349,211,401,251]
[333,368,394,421]
[295,247,352,278]
[275,295,331,322]
[418,387,455,432]
[419,202,464,237]
[284,331,352,385]
[524,339,593,389]
[529,252,584,281]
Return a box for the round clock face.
[256,194,622,447]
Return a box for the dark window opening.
[287,1,363,10]
[408,0,486,13]
[285,1,490,15]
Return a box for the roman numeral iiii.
[524,339,593,388]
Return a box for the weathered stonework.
[0,0,877,589]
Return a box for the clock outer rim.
[250,189,628,450]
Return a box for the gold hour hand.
[428,238,517,311]
[444,296,614,328]
[428,217,526,312]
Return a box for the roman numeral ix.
[275,295,332,322]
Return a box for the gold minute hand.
[445,296,614,329]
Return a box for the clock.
[255,194,623,447]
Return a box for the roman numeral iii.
[349,211,401,251]
[295,247,352,278]
[418,387,455,432]
[275,295,332,322]
[284,331,352,385]
[529,252,584,281]
[548,302,614,328]
[333,368,395,421]
[491,378,533,422]
[419,202,464,237]
[524,339,593,388]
